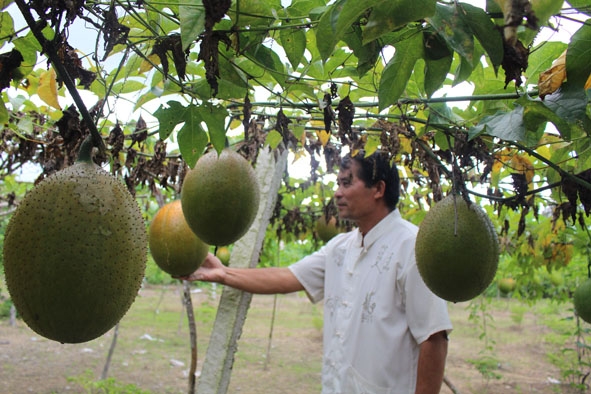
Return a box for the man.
[181,151,452,394]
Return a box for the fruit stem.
[77,136,95,163]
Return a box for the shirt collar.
[355,209,401,249]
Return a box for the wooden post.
[196,147,288,394]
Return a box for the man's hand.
[177,253,227,283]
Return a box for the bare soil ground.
[0,285,582,394]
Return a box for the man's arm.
[180,253,305,295]
[415,330,448,394]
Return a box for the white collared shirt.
[289,209,452,394]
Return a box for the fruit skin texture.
[316,215,340,242]
[415,194,499,303]
[149,200,209,276]
[574,279,591,324]
[3,160,147,344]
[181,149,260,246]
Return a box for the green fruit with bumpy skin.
[3,139,147,344]
[181,149,260,246]
[149,200,209,276]
[415,194,499,302]
[574,279,591,324]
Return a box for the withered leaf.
[130,115,148,148]
[0,49,24,90]
[203,0,231,30]
[152,34,189,80]
[538,51,566,100]
[102,6,130,61]
[107,123,124,157]
[275,109,297,148]
[243,93,252,140]
[55,35,97,89]
[55,106,82,145]
[322,93,335,133]
[337,96,354,137]
[501,39,528,88]
[198,31,231,96]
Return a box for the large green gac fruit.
[415,194,499,302]
[3,144,147,344]
[149,200,209,276]
[574,279,591,324]
[181,149,260,246]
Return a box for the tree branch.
[14,0,106,154]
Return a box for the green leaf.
[197,103,228,153]
[265,130,283,149]
[334,0,379,39]
[363,0,437,43]
[0,95,8,125]
[110,80,147,95]
[543,81,591,137]
[179,4,205,51]
[279,25,307,70]
[526,41,567,82]
[458,2,503,68]
[231,0,282,26]
[0,11,14,46]
[178,116,209,169]
[378,27,424,110]
[365,134,381,156]
[156,101,228,166]
[426,3,474,67]
[517,95,576,141]
[315,0,343,61]
[12,31,40,79]
[566,20,591,88]
[568,0,591,16]
[468,107,526,142]
[154,101,187,140]
[244,40,287,87]
[342,25,381,77]
[316,0,381,61]
[424,55,453,97]
[453,54,475,86]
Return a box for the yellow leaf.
[585,72,591,91]
[365,135,380,156]
[316,130,330,147]
[538,50,566,99]
[37,68,61,110]
[139,53,160,74]
[511,154,534,185]
[491,160,503,188]
[24,73,39,96]
[399,136,413,154]
[229,117,242,130]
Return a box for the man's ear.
[374,180,386,199]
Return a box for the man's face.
[334,161,377,222]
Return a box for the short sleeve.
[404,262,453,344]
[289,248,327,303]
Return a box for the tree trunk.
[196,147,288,394]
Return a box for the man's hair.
[340,151,400,210]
